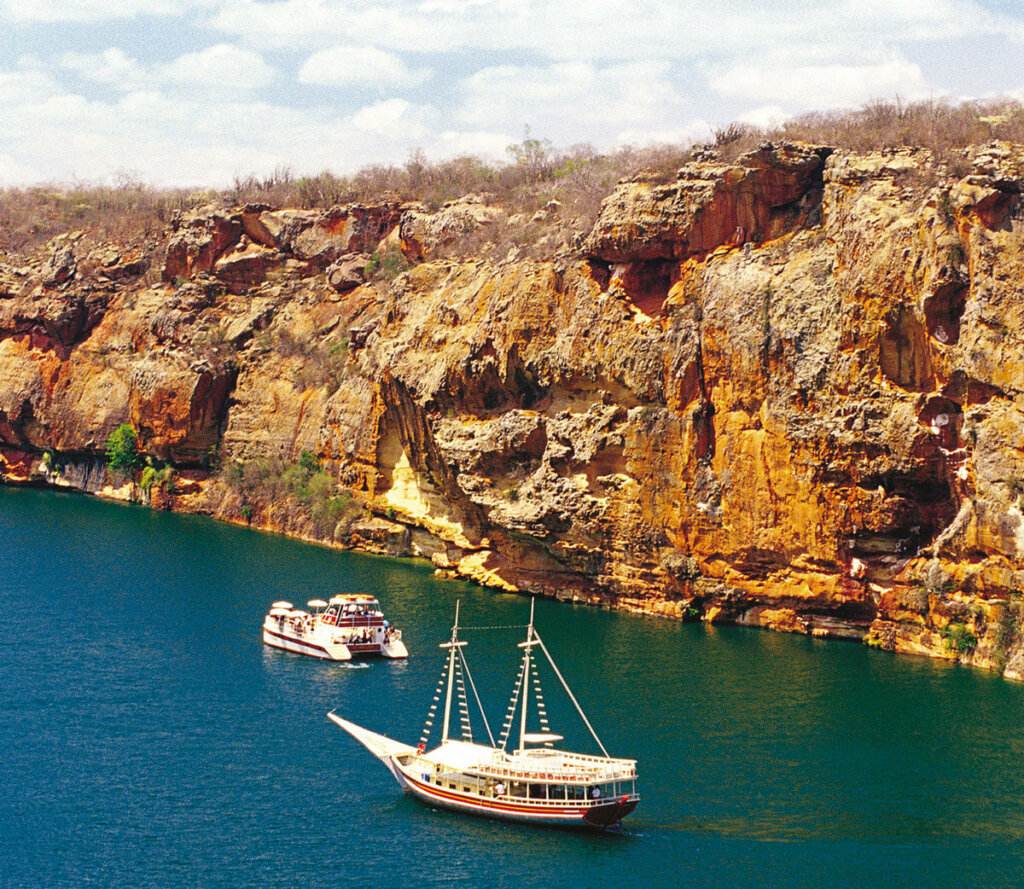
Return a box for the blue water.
[3,487,1024,888]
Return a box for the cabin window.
[528,784,545,800]
[567,785,586,801]
[509,781,526,798]
[549,785,566,800]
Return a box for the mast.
[516,598,537,754]
[439,600,465,743]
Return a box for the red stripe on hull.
[263,628,388,658]
[263,627,333,656]
[396,764,636,829]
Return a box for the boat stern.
[380,638,409,658]
[582,794,640,829]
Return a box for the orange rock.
[2,147,1024,676]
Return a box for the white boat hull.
[262,618,408,661]
[391,759,637,828]
[262,625,352,660]
[379,638,409,659]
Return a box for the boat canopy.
[329,594,379,606]
[419,740,494,771]
[307,599,328,609]
[268,607,291,616]
[271,600,293,609]
[522,732,564,744]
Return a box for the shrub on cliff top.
[105,424,142,478]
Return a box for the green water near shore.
[2,485,1024,888]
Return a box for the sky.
[1,0,1022,188]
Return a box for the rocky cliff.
[3,142,1024,676]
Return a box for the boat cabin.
[397,740,638,807]
[321,595,384,627]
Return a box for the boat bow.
[328,712,416,762]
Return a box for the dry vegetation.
[0,176,203,256]
[2,97,1022,260]
[710,96,1024,162]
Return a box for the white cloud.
[434,128,513,161]
[0,71,444,186]
[206,0,1024,59]
[456,60,693,148]
[0,67,63,104]
[207,0,715,57]
[298,46,431,89]
[613,120,717,150]
[61,48,147,89]
[0,151,37,184]
[351,98,422,134]
[711,57,933,110]
[735,105,788,129]
[0,0,210,23]
[163,43,274,90]
[55,44,274,95]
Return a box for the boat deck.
[412,740,636,783]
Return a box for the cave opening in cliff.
[879,304,933,391]
[923,281,967,346]
[917,395,963,452]
[851,472,957,560]
[942,369,1004,406]
[609,260,677,319]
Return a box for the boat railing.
[487,748,636,769]
[518,749,637,768]
[325,615,384,627]
[473,760,636,783]
[493,789,639,807]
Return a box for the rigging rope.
[530,658,553,746]
[534,631,610,757]
[454,655,472,742]
[459,645,496,747]
[498,655,527,750]
[418,667,448,750]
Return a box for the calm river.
[3,487,1024,888]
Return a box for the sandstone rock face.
[3,143,1024,676]
[326,253,371,292]
[586,142,831,262]
[164,203,402,285]
[399,195,505,260]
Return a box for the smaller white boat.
[262,594,408,661]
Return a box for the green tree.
[105,424,142,477]
[507,127,554,182]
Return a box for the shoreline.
[4,471,1013,682]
